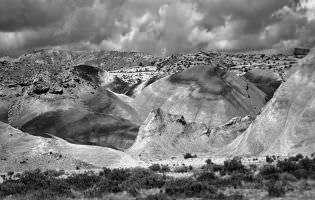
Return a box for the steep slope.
[127,108,252,160]
[0,60,140,150]
[224,49,315,156]
[132,65,267,126]
[243,68,282,101]
[0,122,143,172]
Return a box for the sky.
[0,0,314,57]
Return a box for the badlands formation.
[225,49,315,156]
[0,48,313,171]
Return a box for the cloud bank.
[0,0,314,57]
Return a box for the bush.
[267,181,286,197]
[160,165,171,173]
[277,159,300,173]
[223,158,246,174]
[259,165,278,178]
[173,165,189,173]
[145,193,173,200]
[122,168,165,190]
[196,172,216,182]
[212,164,224,173]
[165,178,217,198]
[266,155,273,163]
[184,153,197,159]
[292,169,308,179]
[0,169,72,199]
[205,159,213,165]
[149,164,161,172]
[65,173,101,190]
[299,157,314,171]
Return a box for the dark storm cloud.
[0,0,92,31]
[0,0,314,57]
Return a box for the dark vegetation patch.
[72,65,102,85]
[183,153,197,159]
[1,154,315,199]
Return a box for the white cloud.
[0,0,314,57]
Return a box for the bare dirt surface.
[0,121,144,173]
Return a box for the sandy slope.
[0,122,144,173]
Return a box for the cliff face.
[132,65,267,126]
[224,48,315,156]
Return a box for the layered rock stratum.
[132,65,267,125]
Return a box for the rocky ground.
[108,51,299,84]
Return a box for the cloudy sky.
[0,0,314,57]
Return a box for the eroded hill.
[223,49,315,157]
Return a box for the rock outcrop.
[128,108,252,160]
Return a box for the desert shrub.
[279,172,298,182]
[266,155,273,163]
[43,169,65,177]
[292,169,308,179]
[65,173,101,190]
[184,153,197,159]
[266,180,286,197]
[259,165,279,179]
[0,181,26,197]
[216,192,244,200]
[173,165,189,173]
[149,164,161,172]
[232,172,255,183]
[196,171,216,182]
[205,158,213,165]
[223,158,246,174]
[165,178,217,198]
[277,159,300,173]
[160,165,171,173]
[299,157,315,171]
[100,167,111,176]
[249,164,258,171]
[309,172,315,180]
[289,154,304,162]
[106,168,131,182]
[0,169,72,199]
[144,193,173,200]
[212,164,224,173]
[84,178,122,197]
[122,168,165,190]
